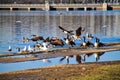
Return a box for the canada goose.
[81,36,94,48]
[94,37,104,48]
[64,37,75,47]
[23,36,44,42]
[72,26,85,40]
[31,36,44,41]
[50,38,64,47]
[86,33,94,40]
[94,52,105,62]
[82,36,87,48]
[8,46,12,52]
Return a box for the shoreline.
[0,60,120,80]
[0,42,120,63]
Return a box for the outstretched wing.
[58,26,74,35]
[76,26,85,36]
[58,26,67,31]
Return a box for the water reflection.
[0,11,120,72]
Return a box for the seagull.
[8,46,12,52]
[28,45,33,52]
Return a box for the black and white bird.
[81,36,94,48]
[64,36,75,47]
[8,46,12,52]
[72,26,85,40]
[94,37,104,48]
[59,26,85,41]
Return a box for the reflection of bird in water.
[60,55,83,64]
[42,59,51,63]
[8,46,12,52]
[60,55,73,64]
[32,54,51,63]
[94,52,105,62]
[75,55,82,64]
[82,53,93,62]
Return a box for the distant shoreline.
[0,3,120,11]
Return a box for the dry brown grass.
[0,60,120,80]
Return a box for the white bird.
[8,46,12,52]
[22,46,27,51]
[28,45,33,52]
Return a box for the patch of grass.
[0,61,120,80]
[64,64,120,80]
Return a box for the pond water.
[0,10,120,72]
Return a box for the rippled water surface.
[0,10,120,72]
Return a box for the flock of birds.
[8,26,105,63]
